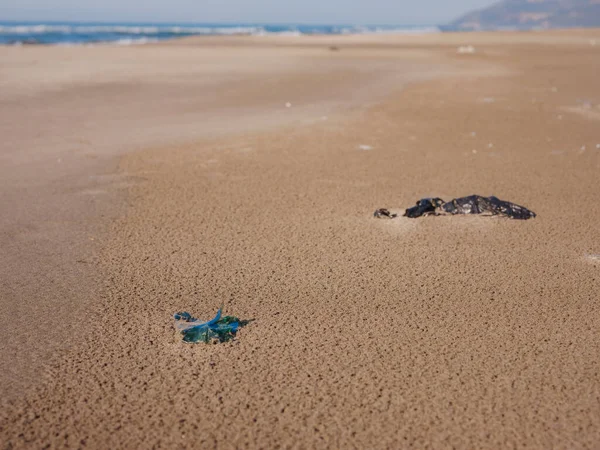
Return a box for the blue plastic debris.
[173,308,250,343]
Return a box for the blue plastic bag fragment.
[173,308,250,343]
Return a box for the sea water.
[0,21,439,45]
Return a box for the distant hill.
[444,0,600,31]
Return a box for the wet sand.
[1,30,600,448]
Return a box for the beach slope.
[1,31,600,448]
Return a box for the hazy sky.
[1,0,497,24]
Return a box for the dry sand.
[1,30,600,448]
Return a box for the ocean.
[0,21,439,46]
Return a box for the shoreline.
[2,31,600,448]
[1,26,599,48]
[0,23,442,47]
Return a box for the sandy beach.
[1,30,600,448]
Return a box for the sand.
[1,30,600,448]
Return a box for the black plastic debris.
[403,195,536,220]
[374,208,398,219]
[402,198,445,218]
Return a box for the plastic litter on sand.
[373,208,397,219]
[402,195,536,220]
[173,308,251,343]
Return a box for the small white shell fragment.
[457,45,475,54]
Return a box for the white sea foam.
[0,25,71,34]
[113,37,160,45]
[0,23,439,36]
[0,24,263,35]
